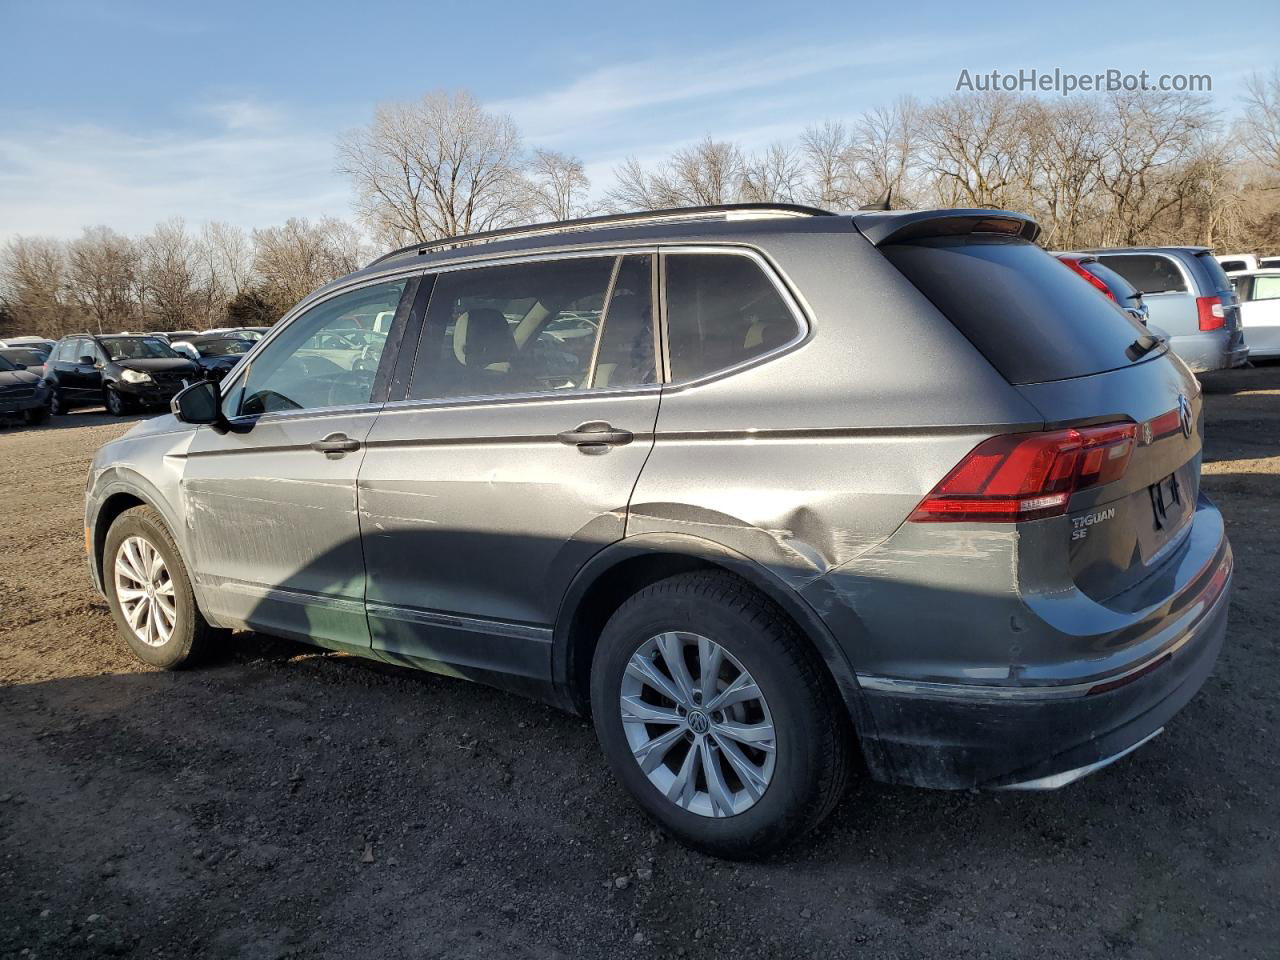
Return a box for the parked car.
[0,351,52,425]
[46,333,200,416]
[0,345,51,379]
[1084,246,1247,373]
[0,336,57,353]
[85,204,1232,857]
[1056,252,1151,326]
[1215,253,1258,274]
[199,326,270,340]
[170,334,255,381]
[148,330,200,343]
[1229,270,1280,360]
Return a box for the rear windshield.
[1083,261,1142,302]
[882,237,1150,385]
[1094,254,1188,295]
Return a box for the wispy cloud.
[0,109,348,241]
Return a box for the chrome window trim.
[217,269,423,425]
[380,382,661,415]
[656,244,813,391]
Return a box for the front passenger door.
[182,275,417,651]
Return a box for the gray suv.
[1084,246,1248,372]
[84,205,1233,857]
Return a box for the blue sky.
[1,0,1276,240]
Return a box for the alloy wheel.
[113,535,177,647]
[620,631,776,818]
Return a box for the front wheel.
[590,572,852,859]
[104,386,132,416]
[49,390,66,415]
[25,405,51,425]
[103,505,219,668]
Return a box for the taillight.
[910,423,1137,523]
[1058,257,1117,301]
[1196,295,1226,331]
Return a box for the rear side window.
[1095,254,1188,295]
[664,253,800,382]
[882,237,1148,385]
[1253,276,1280,301]
[408,254,655,401]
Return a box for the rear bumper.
[0,391,50,416]
[1169,332,1247,372]
[853,541,1231,789]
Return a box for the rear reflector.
[910,423,1137,523]
[1196,295,1226,331]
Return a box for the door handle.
[557,421,634,450]
[311,432,361,458]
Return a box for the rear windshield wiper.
[1126,332,1164,361]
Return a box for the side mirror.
[79,355,97,366]
[171,380,228,432]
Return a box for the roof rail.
[366,203,837,268]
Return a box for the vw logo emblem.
[687,710,711,735]
[1177,394,1193,439]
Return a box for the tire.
[24,405,50,425]
[590,572,852,859]
[49,389,66,415]
[104,386,133,416]
[103,505,219,668]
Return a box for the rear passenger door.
[358,252,660,682]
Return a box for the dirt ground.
[1,369,1277,960]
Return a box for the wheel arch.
[552,533,870,729]
[89,470,189,596]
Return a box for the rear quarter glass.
[881,237,1149,385]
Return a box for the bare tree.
[800,121,855,207]
[740,142,805,203]
[847,97,923,207]
[1094,91,1216,246]
[1238,68,1280,176]
[0,236,70,336]
[917,92,1034,210]
[526,149,593,221]
[67,226,138,334]
[253,217,366,314]
[140,219,203,330]
[608,137,747,211]
[202,221,255,296]
[338,90,527,243]
[607,156,669,211]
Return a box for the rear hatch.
[866,210,1203,602]
[1193,250,1245,353]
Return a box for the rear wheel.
[590,572,852,859]
[103,505,218,668]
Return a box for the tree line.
[4,74,1279,339]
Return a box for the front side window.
[663,253,800,382]
[407,254,654,401]
[228,278,407,417]
[1097,254,1188,295]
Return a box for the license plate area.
[1148,472,1186,532]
